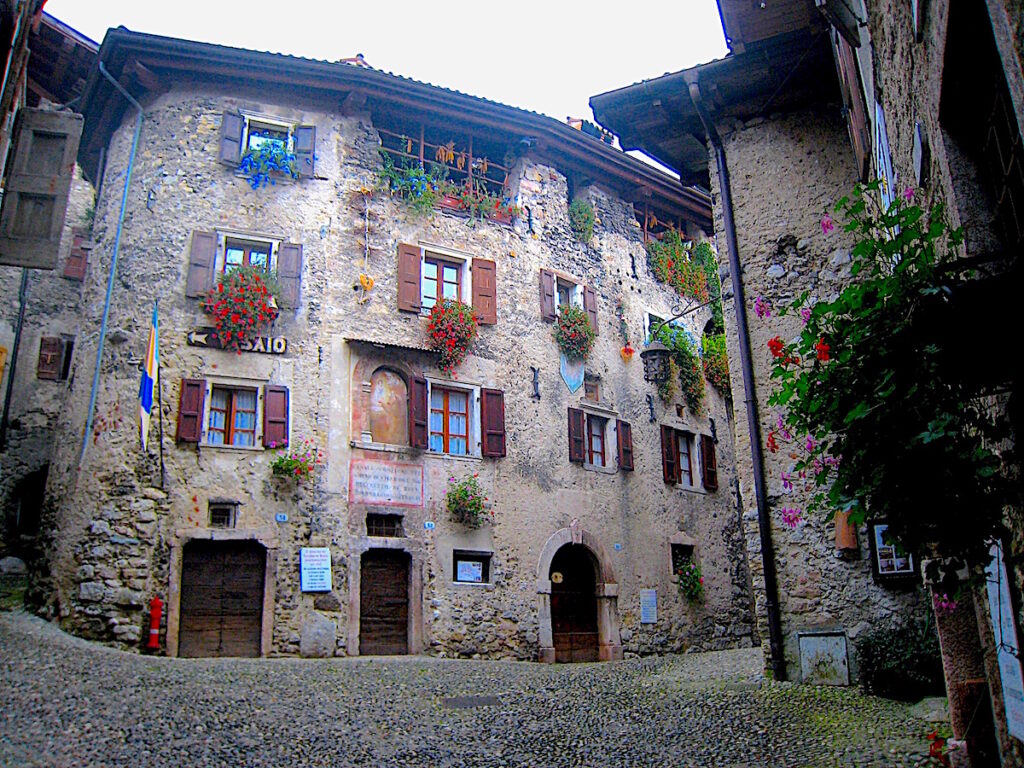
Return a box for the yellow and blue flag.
[139,301,158,451]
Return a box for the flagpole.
[155,300,165,490]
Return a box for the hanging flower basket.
[269,437,323,482]
[554,304,595,361]
[239,142,299,189]
[203,266,280,352]
[620,343,635,362]
[446,474,491,528]
[426,299,478,376]
[676,559,705,603]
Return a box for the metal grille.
[983,84,1024,249]
[366,514,403,538]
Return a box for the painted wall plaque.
[299,547,332,592]
[349,459,424,507]
[640,588,658,624]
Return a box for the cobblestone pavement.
[0,611,936,767]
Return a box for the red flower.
[766,430,779,453]
[767,336,785,359]
[815,339,830,361]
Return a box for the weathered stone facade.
[38,37,755,661]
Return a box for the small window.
[366,513,404,537]
[422,253,464,310]
[223,237,271,274]
[678,431,695,487]
[555,277,581,309]
[245,120,289,154]
[208,386,258,447]
[671,542,696,579]
[583,379,600,403]
[208,502,238,529]
[453,550,491,584]
[429,385,471,456]
[36,336,73,381]
[586,414,607,468]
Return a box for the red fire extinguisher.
[146,595,163,650]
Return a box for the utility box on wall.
[798,630,850,685]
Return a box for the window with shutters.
[396,243,496,324]
[219,111,316,178]
[586,414,607,468]
[36,336,74,381]
[660,426,717,491]
[185,229,303,309]
[568,406,630,473]
[406,378,505,458]
[176,378,289,449]
[429,385,472,456]
[539,269,598,333]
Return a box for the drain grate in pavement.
[441,695,502,709]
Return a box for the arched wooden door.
[549,544,598,662]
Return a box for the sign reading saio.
[187,327,287,355]
[349,459,424,507]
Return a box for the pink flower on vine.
[800,307,812,325]
[805,435,817,452]
[781,507,803,528]
[902,186,915,202]
[933,592,957,614]
[781,471,794,491]
[754,296,772,319]
[821,215,834,235]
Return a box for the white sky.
[43,0,728,127]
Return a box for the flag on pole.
[139,301,158,451]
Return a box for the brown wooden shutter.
[661,425,680,484]
[176,378,206,443]
[277,242,303,309]
[539,269,556,321]
[262,385,290,448]
[36,337,62,380]
[701,434,719,491]
[63,227,90,280]
[185,231,218,298]
[833,31,870,182]
[397,243,422,312]
[0,109,83,270]
[472,258,497,325]
[616,419,634,471]
[408,376,428,449]
[293,125,316,178]
[480,388,506,457]
[583,285,599,335]
[568,407,585,463]
[220,111,244,165]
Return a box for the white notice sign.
[640,588,658,624]
[300,547,332,593]
[349,459,424,507]
[986,541,1024,741]
[457,560,483,583]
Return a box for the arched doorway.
[549,544,598,662]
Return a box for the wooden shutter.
[293,125,316,178]
[583,285,599,335]
[277,242,303,309]
[539,269,556,321]
[220,111,244,165]
[701,434,719,491]
[408,376,428,449]
[568,407,585,464]
[36,337,62,380]
[480,388,506,457]
[63,227,90,280]
[176,378,206,443]
[397,243,422,312]
[833,31,870,182]
[0,109,83,270]
[185,231,218,298]
[472,258,497,325]
[616,419,634,471]
[661,425,680,484]
[262,385,290,448]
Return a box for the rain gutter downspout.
[80,62,143,465]
[686,78,788,682]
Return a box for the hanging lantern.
[640,341,672,382]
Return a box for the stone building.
[33,26,756,662]
[594,0,1023,762]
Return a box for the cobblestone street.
[0,611,936,767]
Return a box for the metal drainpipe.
[80,62,144,465]
[686,79,788,681]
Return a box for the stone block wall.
[39,82,755,660]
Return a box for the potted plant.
[446,474,491,528]
[554,303,595,361]
[676,559,704,603]
[203,266,280,352]
[269,438,323,482]
[239,142,299,189]
[426,298,478,376]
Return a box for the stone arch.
[368,367,409,446]
[536,525,622,663]
[350,350,416,445]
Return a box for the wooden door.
[550,544,598,663]
[179,540,265,658]
[359,549,410,655]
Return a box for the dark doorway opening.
[359,549,410,655]
[550,544,598,663]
